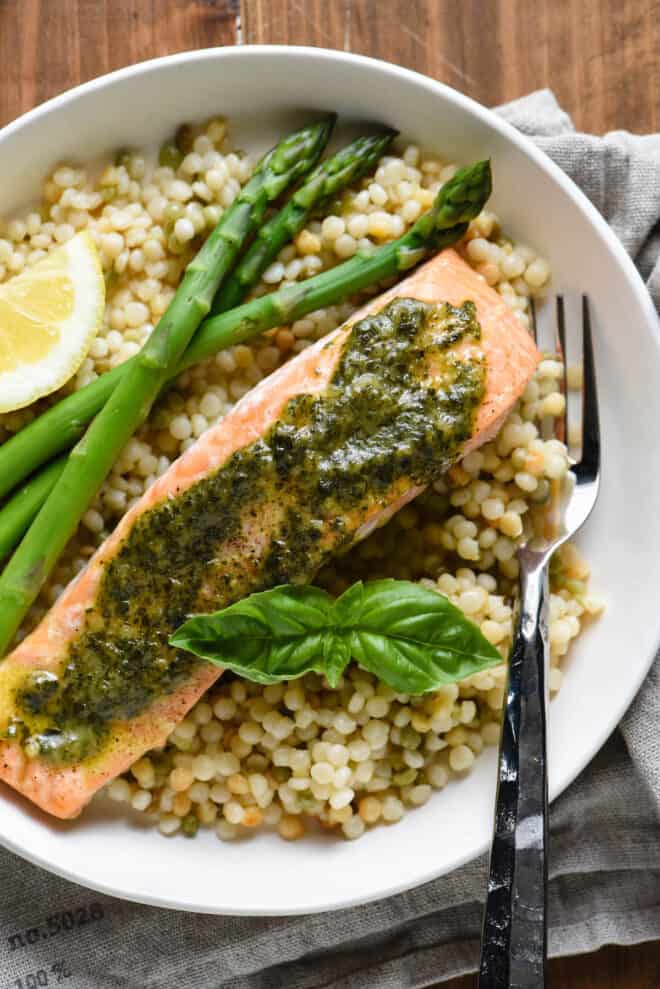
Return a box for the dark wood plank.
[241,0,660,133]
[0,2,657,987]
[0,0,238,127]
[447,941,660,989]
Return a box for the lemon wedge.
[0,230,104,413]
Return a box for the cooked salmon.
[0,248,539,819]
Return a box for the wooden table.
[1,2,658,986]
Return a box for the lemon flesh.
[0,231,104,413]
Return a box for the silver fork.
[478,295,601,988]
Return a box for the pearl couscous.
[0,117,601,841]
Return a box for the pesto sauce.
[9,298,484,764]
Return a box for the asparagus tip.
[456,158,492,196]
[434,159,493,226]
[319,112,338,134]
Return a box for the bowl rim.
[0,44,658,915]
[4,41,657,333]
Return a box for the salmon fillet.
[0,248,539,819]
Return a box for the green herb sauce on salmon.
[8,298,484,764]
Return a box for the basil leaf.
[337,579,502,693]
[170,584,346,685]
[171,578,502,694]
[322,632,351,688]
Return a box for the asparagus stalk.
[0,369,122,501]
[184,159,491,370]
[0,125,389,503]
[212,130,397,314]
[0,160,491,563]
[0,133,395,561]
[0,457,64,562]
[0,119,335,653]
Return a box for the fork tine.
[556,297,567,363]
[555,297,568,445]
[531,297,556,355]
[577,295,600,480]
[532,298,560,440]
[529,298,539,345]
[559,293,588,457]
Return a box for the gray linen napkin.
[1,90,659,989]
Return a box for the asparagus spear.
[0,126,388,503]
[212,130,397,314]
[0,160,491,558]
[0,119,335,653]
[0,370,122,501]
[185,159,491,370]
[0,457,64,562]
[0,133,396,561]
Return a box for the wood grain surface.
[1,0,658,132]
[243,0,660,134]
[0,1,658,986]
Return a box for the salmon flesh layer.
[0,249,539,819]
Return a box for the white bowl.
[0,46,658,916]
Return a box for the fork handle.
[478,551,550,989]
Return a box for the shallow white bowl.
[0,46,658,916]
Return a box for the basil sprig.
[170,579,502,695]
